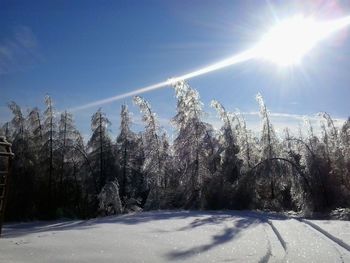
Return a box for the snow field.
[1,211,350,262]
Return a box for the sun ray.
[70,14,350,112]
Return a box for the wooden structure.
[0,137,14,237]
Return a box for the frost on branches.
[98,179,123,215]
[133,95,171,209]
[1,81,350,219]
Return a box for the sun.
[255,15,327,66]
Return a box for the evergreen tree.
[87,109,115,196]
[98,179,123,215]
[172,80,212,209]
[211,100,241,183]
[255,93,282,208]
[57,110,85,214]
[133,96,169,209]
[5,102,35,220]
[116,105,143,205]
[1,88,350,219]
[41,95,59,217]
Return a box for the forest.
[1,80,350,221]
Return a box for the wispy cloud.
[208,110,347,137]
[0,26,42,75]
[241,111,346,123]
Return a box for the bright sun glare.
[256,15,327,66]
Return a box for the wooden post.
[0,136,14,237]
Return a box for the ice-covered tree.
[4,102,36,220]
[57,110,85,211]
[211,100,263,209]
[40,95,59,217]
[340,118,350,190]
[256,93,279,160]
[318,113,350,207]
[1,85,350,218]
[27,107,44,159]
[254,93,283,208]
[87,109,115,197]
[211,100,242,180]
[133,95,169,209]
[116,105,143,204]
[159,132,173,189]
[98,179,123,215]
[172,80,213,209]
[340,118,350,150]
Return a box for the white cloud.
[0,26,41,75]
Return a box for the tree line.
[1,80,350,220]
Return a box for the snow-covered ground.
[1,211,350,262]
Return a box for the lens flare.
[70,14,350,112]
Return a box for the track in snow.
[268,217,350,262]
[0,211,350,263]
[301,219,350,252]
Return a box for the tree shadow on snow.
[1,210,202,238]
[2,210,288,240]
[2,220,96,238]
[165,215,261,260]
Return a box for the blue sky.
[1,0,350,138]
